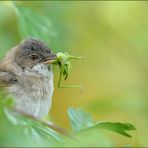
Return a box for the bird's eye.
[29,54,38,61]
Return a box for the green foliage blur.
[0,97,136,147]
[0,1,148,147]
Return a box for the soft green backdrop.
[0,1,148,146]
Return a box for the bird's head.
[14,38,56,70]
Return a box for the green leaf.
[33,122,63,142]
[0,97,14,108]
[87,122,136,138]
[15,6,57,46]
[0,108,34,146]
[68,107,94,133]
[68,107,136,138]
[0,102,63,146]
[13,112,64,145]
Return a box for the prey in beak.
[42,54,57,64]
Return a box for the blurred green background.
[0,1,148,146]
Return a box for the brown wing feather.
[0,71,17,87]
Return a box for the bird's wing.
[0,71,17,87]
[0,61,18,87]
[0,62,6,72]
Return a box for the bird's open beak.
[42,54,57,64]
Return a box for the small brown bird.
[0,38,56,118]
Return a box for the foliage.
[68,107,136,138]
[0,98,135,147]
[14,5,57,46]
[0,98,63,147]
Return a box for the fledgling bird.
[0,38,56,118]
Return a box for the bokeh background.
[0,1,148,146]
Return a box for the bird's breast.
[8,64,54,118]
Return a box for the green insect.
[51,52,83,88]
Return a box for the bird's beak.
[42,54,57,64]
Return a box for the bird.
[0,38,56,119]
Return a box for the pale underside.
[8,63,54,118]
